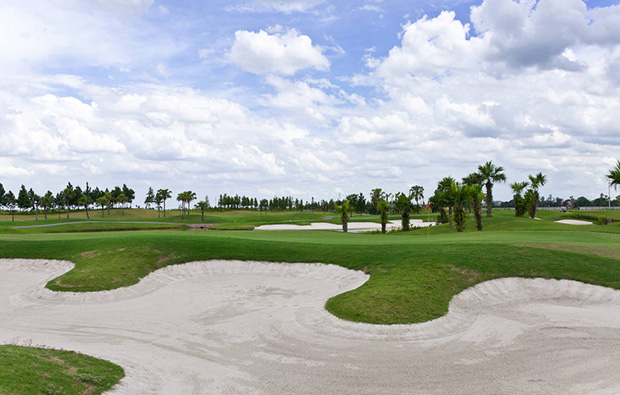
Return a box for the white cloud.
[227,0,325,14]
[229,29,329,75]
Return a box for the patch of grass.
[0,345,123,395]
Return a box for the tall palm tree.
[477,161,506,218]
[510,181,529,217]
[377,200,389,234]
[409,185,424,213]
[608,160,620,190]
[157,189,172,218]
[186,191,197,217]
[527,173,547,219]
[177,192,186,218]
[335,200,351,232]
[63,187,73,219]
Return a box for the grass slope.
[0,345,124,395]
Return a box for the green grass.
[0,345,124,395]
[1,210,618,323]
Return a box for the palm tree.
[78,195,93,219]
[436,177,457,227]
[477,161,506,218]
[157,189,172,218]
[607,160,620,190]
[394,192,414,231]
[453,184,471,232]
[186,191,197,217]
[177,192,186,218]
[335,200,351,232]
[196,200,209,222]
[96,196,109,217]
[470,184,485,231]
[377,200,389,234]
[527,173,547,219]
[509,181,529,217]
[409,185,424,213]
[370,188,385,214]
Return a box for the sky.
[1,0,620,205]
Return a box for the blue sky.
[1,0,620,205]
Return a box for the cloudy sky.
[1,0,619,204]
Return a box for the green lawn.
[0,345,124,395]
[1,208,619,391]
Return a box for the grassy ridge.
[0,345,124,395]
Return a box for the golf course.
[1,207,619,393]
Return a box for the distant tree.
[5,191,16,221]
[377,200,389,234]
[157,189,172,218]
[177,192,186,218]
[78,195,93,219]
[96,196,109,217]
[394,192,414,231]
[29,190,40,221]
[0,183,5,207]
[608,160,620,190]
[196,200,209,222]
[122,184,135,207]
[510,181,529,217]
[144,187,155,209]
[63,187,73,219]
[477,161,506,218]
[527,173,547,219]
[40,191,54,221]
[369,188,385,214]
[335,200,351,232]
[186,191,196,217]
[55,191,65,219]
[17,185,31,211]
[409,185,424,213]
[117,193,128,215]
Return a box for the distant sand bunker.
[2,259,620,394]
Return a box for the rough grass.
[0,345,124,395]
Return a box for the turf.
[0,345,124,395]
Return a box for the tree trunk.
[67,207,70,219]
[44,209,48,221]
[201,209,204,222]
[163,200,166,218]
[102,207,104,217]
[448,206,453,227]
[486,182,493,218]
[85,207,90,219]
[35,207,38,221]
[122,206,124,216]
[402,212,410,231]
[12,211,14,221]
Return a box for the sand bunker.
[255,219,433,232]
[2,259,620,394]
[555,219,594,225]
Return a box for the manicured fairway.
[0,209,618,324]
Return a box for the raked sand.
[2,259,620,394]
[255,219,433,232]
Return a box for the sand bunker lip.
[255,219,434,232]
[2,258,620,394]
[555,219,594,225]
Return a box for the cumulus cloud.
[229,29,329,75]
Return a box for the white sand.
[2,259,620,394]
[255,219,434,232]
[555,219,594,225]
